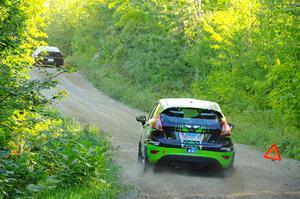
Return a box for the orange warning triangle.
[263,144,281,161]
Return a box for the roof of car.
[38,46,60,52]
[159,98,222,113]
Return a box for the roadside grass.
[37,166,128,199]
[67,55,161,111]
[230,111,300,160]
[66,56,300,160]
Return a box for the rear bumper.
[157,155,222,168]
[35,57,64,66]
[146,144,234,169]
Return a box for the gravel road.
[31,68,300,199]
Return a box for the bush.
[0,1,125,198]
[0,109,123,198]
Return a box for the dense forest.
[46,0,299,159]
[0,0,122,198]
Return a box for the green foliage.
[0,0,124,198]
[38,174,127,199]
[1,109,123,198]
[46,0,299,159]
[230,110,300,160]
[0,0,54,148]
[45,0,98,56]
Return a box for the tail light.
[222,155,230,159]
[150,150,159,154]
[152,114,163,131]
[221,118,231,136]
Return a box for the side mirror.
[136,115,146,125]
[228,122,235,129]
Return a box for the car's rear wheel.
[138,142,143,163]
[143,146,150,172]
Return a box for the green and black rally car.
[137,98,235,172]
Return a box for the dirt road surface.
[31,68,300,199]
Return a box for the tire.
[143,146,151,172]
[138,142,143,163]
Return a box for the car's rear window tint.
[161,108,222,132]
[47,51,62,57]
[37,51,62,57]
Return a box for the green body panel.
[146,144,234,169]
[180,125,205,133]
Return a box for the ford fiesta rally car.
[136,98,235,172]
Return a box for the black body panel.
[156,155,222,168]
[150,132,234,152]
